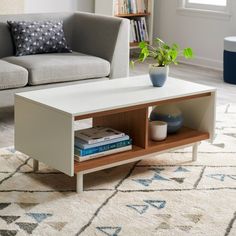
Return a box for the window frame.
[182,0,230,13]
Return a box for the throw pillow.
[8,20,72,56]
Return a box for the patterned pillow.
[8,21,72,56]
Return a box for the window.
[184,0,229,12]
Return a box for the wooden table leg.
[192,142,200,161]
[76,172,83,193]
[33,159,39,172]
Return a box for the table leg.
[33,159,39,172]
[76,172,83,193]
[192,142,200,161]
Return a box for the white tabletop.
[16,75,216,117]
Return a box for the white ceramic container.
[149,121,168,141]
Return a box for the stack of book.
[114,0,149,15]
[74,126,132,162]
[130,17,149,43]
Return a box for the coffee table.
[15,75,216,193]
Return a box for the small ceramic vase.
[149,65,169,87]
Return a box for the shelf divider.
[93,107,149,149]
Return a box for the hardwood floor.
[0,63,235,148]
[130,62,236,105]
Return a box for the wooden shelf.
[115,12,151,18]
[148,127,209,151]
[74,127,209,172]
[130,41,149,48]
[74,145,143,172]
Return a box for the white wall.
[77,0,94,12]
[24,0,78,13]
[154,0,236,70]
[0,0,24,14]
[24,0,94,13]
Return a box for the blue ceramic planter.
[149,65,169,87]
[150,104,184,134]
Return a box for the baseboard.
[179,56,223,72]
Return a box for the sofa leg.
[76,172,83,193]
[33,159,39,172]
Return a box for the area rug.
[0,104,235,236]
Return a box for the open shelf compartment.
[74,92,214,173]
[74,127,209,172]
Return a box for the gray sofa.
[0,12,129,108]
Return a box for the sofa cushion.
[3,52,110,86]
[0,60,28,90]
[7,20,72,56]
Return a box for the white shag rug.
[0,104,235,236]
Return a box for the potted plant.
[131,38,194,87]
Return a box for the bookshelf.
[95,0,154,49]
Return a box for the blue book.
[128,0,132,13]
[74,139,132,157]
[75,135,130,149]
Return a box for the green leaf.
[134,37,193,67]
[183,48,194,59]
[163,44,170,50]
[159,48,164,56]
[155,38,165,45]
[172,43,179,50]
[170,49,178,61]
[139,53,144,61]
[139,41,148,49]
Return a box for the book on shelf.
[74,145,132,162]
[130,17,149,43]
[115,0,148,15]
[130,0,137,14]
[74,126,132,162]
[134,20,141,42]
[130,19,137,42]
[75,135,130,150]
[75,126,125,145]
[141,17,149,41]
[75,139,132,157]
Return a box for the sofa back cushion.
[0,12,74,59]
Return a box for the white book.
[136,0,142,13]
[119,0,123,14]
[131,0,137,13]
[141,17,149,41]
[144,0,148,12]
[137,20,144,41]
[75,126,125,145]
[123,0,127,14]
[122,0,126,14]
[131,20,137,42]
[125,0,129,14]
[141,0,145,13]
[75,145,132,162]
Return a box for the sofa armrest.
[72,12,130,79]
